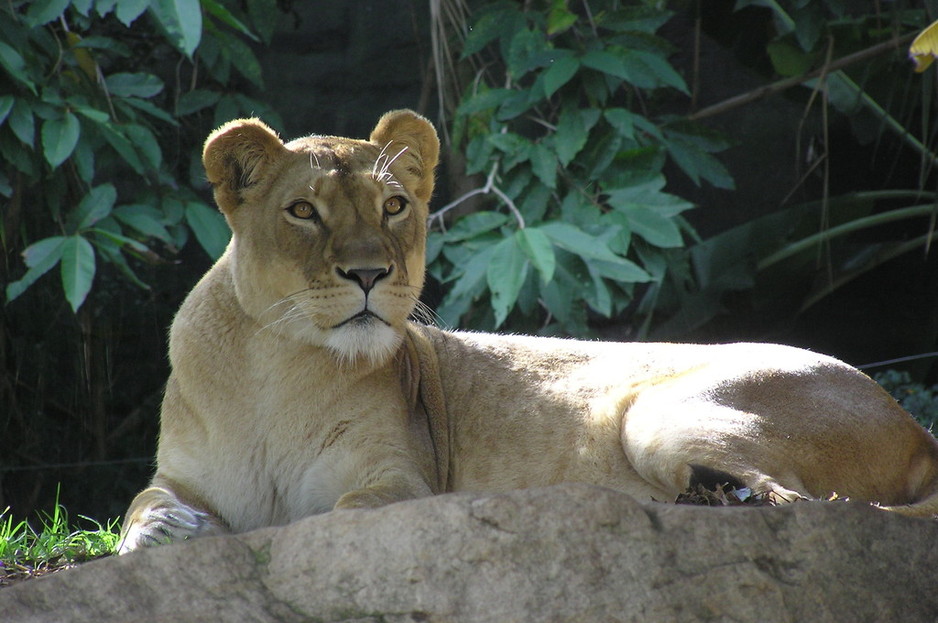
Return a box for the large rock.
[3,484,937,622]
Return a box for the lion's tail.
[879,442,938,518]
[880,490,938,518]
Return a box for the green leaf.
[447,243,497,299]
[60,236,96,313]
[619,49,688,93]
[624,207,684,247]
[203,0,259,41]
[218,30,264,87]
[113,204,172,243]
[105,73,164,98]
[88,226,150,254]
[442,212,510,242]
[547,0,577,35]
[71,184,117,232]
[488,132,532,171]
[457,88,513,115]
[603,108,636,140]
[115,0,150,25]
[529,142,557,189]
[507,28,548,79]
[96,0,118,16]
[0,96,13,125]
[118,96,179,126]
[540,222,625,263]
[663,135,734,189]
[176,89,221,116]
[588,257,652,283]
[72,0,92,15]
[496,90,538,121]
[124,124,162,170]
[26,0,71,26]
[554,108,600,166]
[583,132,622,179]
[99,122,145,173]
[767,40,813,77]
[606,176,694,216]
[582,50,629,80]
[462,8,510,58]
[42,112,81,167]
[516,228,555,284]
[792,3,824,51]
[598,7,673,33]
[0,43,36,94]
[73,104,111,123]
[585,263,613,316]
[247,0,279,44]
[185,201,230,259]
[542,55,580,98]
[5,237,67,303]
[149,0,203,58]
[91,233,150,290]
[72,137,95,183]
[487,236,529,327]
[540,276,573,325]
[9,99,35,147]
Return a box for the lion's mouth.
[334,310,389,329]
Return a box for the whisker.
[409,295,446,329]
[255,291,315,338]
[372,141,408,186]
[380,146,408,182]
[372,141,392,180]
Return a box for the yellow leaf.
[910,19,938,73]
[66,31,97,80]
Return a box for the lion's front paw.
[118,501,226,554]
[334,488,392,510]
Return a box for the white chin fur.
[324,321,402,365]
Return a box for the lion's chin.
[324,317,402,366]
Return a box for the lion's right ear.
[202,118,285,214]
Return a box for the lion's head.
[202,110,439,364]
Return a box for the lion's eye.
[287,201,317,220]
[383,196,408,216]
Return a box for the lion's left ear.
[203,118,286,214]
[369,110,440,203]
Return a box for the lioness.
[119,110,938,552]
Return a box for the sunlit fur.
[119,110,938,556]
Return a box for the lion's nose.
[337,266,392,293]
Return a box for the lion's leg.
[620,392,815,503]
[117,478,229,554]
[620,362,938,507]
[333,468,434,510]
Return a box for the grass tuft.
[0,487,121,588]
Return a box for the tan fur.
[119,110,938,553]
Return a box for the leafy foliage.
[430,0,732,336]
[1,0,283,312]
[875,370,938,432]
[665,1,938,338]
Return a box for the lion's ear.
[369,110,440,203]
[202,118,285,214]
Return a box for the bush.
[429,1,732,336]
[2,0,285,310]
[875,370,938,431]
[0,0,287,521]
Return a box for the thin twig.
[688,32,916,122]
[427,161,526,230]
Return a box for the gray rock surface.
[3,484,938,622]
